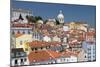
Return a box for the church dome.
[57,10,64,19]
[37,20,43,24]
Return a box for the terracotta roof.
[43,33,50,36]
[68,39,82,47]
[28,50,61,63]
[11,24,33,28]
[61,50,79,57]
[40,24,52,30]
[28,41,62,48]
[79,35,85,41]
[15,33,23,38]
[50,42,62,47]
[86,32,96,36]
[29,41,49,48]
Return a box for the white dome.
[57,10,64,19]
[37,20,43,24]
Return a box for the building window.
[23,31,25,34]
[18,52,20,55]
[88,56,91,59]
[17,31,20,34]
[12,31,15,34]
[35,33,36,38]
[41,47,43,50]
[15,59,18,64]
[35,48,37,50]
[88,53,91,55]
[32,48,35,51]
[28,31,30,34]
[93,56,96,58]
[46,46,50,49]
[85,56,87,58]
[21,59,23,63]
[20,41,23,45]
[24,58,27,62]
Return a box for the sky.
[11,0,96,27]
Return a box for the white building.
[43,35,51,42]
[11,24,33,34]
[11,34,16,48]
[11,27,32,34]
[11,8,32,24]
[52,35,61,42]
[32,30,43,41]
[82,41,96,61]
[63,26,69,31]
[11,48,29,66]
[77,49,88,62]
[56,56,77,63]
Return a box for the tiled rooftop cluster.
[11,8,96,66]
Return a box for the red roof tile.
[29,41,49,48]
[61,50,79,57]
[86,32,96,36]
[28,50,61,63]
[28,41,62,48]
[12,24,33,28]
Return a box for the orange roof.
[28,50,61,63]
[79,35,85,41]
[61,50,79,57]
[12,24,33,28]
[15,33,23,38]
[29,41,62,48]
[29,41,49,48]
[86,32,96,36]
[50,42,62,47]
[68,38,82,47]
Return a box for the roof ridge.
[45,50,55,59]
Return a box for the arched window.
[17,31,20,34]
[23,31,25,34]
[15,59,18,64]
[20,59,24,64]
[24,58,27,62]
[21,59,23,63]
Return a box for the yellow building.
[68,22,88,32]
[24,42,32,54]
[15,34,32,53]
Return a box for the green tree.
[26,15,43,24]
